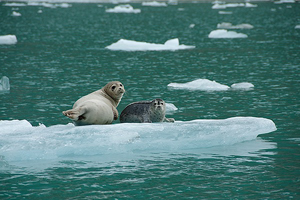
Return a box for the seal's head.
[151,98,166,111]
[102,81,125,105]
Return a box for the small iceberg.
[0,35,17,45]
[106,4,141,13]
[217,22,254,29]
[209,29,248,38]
[219,11,232,14]
[142,1,167,7]
[0,76,10,91]
[212,3,227,9]
[166,103,178,114]
[0,117,276,161]
[106,38,195,51]
[245,2,258,7]
[168,79,230,91]
[12,11,21,17]
[4,3,27,6]
[274,0,295,4]
[231,82,254,90]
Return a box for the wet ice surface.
[0,117,276,164]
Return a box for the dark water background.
[1,1,300,199]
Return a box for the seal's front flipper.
[164,117,175,123]
[62,107,86,120]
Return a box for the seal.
[62,81,125,125]
[120,98,175,123]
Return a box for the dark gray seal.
[120,98,175,123]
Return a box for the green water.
[1,2,300,199]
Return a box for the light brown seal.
[62,81,125,125]
[120,98,175,123]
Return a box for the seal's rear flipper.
[62,107,85,121]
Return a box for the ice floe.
[142,1,167,7]
[217,22,254,29]
[0,76,10,91]
[209,29,248,38]
[168,79,254,91]
[106,4,141,13]
[4,2,27,6]
[274,0,295,4]
[0,35,17,45]
[245,2,258,7]
[295,25,300,29]
[11,11,21,16]
[231,82,254,90]
[166,103,178,114]
[0,117,276,161]
[106,38,195,51]
[212,2,257,9]
[168,79,230,91]
[219,11,232,14]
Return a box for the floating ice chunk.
[245,2,258,7]
[0,117,276,161]
[0,35,17,45]
[4,3,27,6]
[274,0,295,4]
[106,38,195,51]
[12,11,21,16]
[168,79,230,91]
[166,103,178,114]
[57,3,72,8]
[219,11,232,14]
[231,82,254,90]
[226,3,245,7]
[217,22,254,29]
[142,1,167,7]
[168,0,178,5]
[106,4,141,13]
[295,25,300,29]
[189,24,195,28]
[0,76,10,91]
[38,10,43,13]
[212,3,227,9]
[209,29,248,38]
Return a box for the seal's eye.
[120,84,122,87]
[112,86,116,90]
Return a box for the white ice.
[217,22,254,29]
[0,117,276,162]
[209,29,248,38]
[4,3,27,6]
[219,11,232,14]
[166,103,178,114]
[295,25,300,29]
[245,2,258,7]
[106,4,141,13]
[0,35,17,45]
[212,2,256,9]
[274,0,295,4]
[168,79,254,91]
[106,38,195,51]
[231,82,254,90]
[27,2,72,8]
[168,79,230,91]
[12,11,21,16]
[142,1,167,7]
[0,76,10,91]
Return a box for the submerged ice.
[106,38,195,51]
[0,117,276,161]
[0,76,10,91]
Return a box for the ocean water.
[1,1,300,199]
